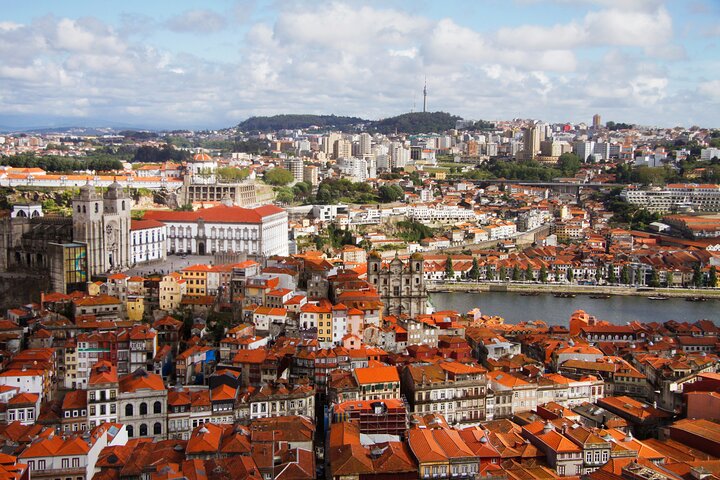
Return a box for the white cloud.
[0,2,713,128]
[166,9,227,33]
[699,80,720,100]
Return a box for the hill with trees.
[368,111,460,134]
[237,114,366,132]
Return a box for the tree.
[566,268,574,283]
[275,189,294,204]
[539,265,548,283]
[378,185,404,203]
[499,266,507,281]
[692,264,704,287]
[620,265,631,285]
[217,166,250,182]
[710,266,718,288]
[648,269,660,288]
[558,152,581,175]
[264,167,294,186]
[607,265,617,284]
[525,265,534,282]
[485,265,494,281]
[469,258,480,280]
[445,256,454,280]
[666,270,674,287]
[511,266,521,281]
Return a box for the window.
[38,460,45,470]
[154,422,162,435]
[127,425,134,437]
[125,404,133,417]
[72,457,79,468]
[140,403,148,415]
[139,424,148,436]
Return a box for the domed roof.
[192,152,213,162]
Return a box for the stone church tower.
[367,252,427,318]
[72,181,131,276]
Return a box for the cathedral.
[367,252,427,318]
[72,181,131,276]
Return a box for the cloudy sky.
[1,0,718,129]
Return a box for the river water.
[429,291,719,326]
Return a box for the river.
[429,291,719,326]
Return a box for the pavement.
[124,254,216,276]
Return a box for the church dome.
[193,152,213,162]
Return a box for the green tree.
[264,167,294,186]
[648,269,660,288]
[378,185,404,203]
[566,268,574,282]
[511,266,521,281]
[468,258,480,280]
[607,265,617,284]
[525,265,534,282]
[499,266,507,281]
[445,256,454,280]
[666,270,674,287]
[275,189,294,204]
[710,266,717,288]
[558,152,582,175]
[217,166,250,182]
[539,265,548,283]
[692,264,704,287]
[620,265,631,285]
[484,265,493,280]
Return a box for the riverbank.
[426,281,720,299]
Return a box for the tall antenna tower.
[422,77,427,113]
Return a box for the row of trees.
[2,152,123,172]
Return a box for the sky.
[0,0,719,130]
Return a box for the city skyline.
[1,0,719,129]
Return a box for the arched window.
[125,404,133,417]
[126,425,134,437]
[153,401,162,414]
[121,200,125,210]
[153,422,162,435]
[95,203,99,213]
[77,206,81,213]
[139,424,147,436]
[83,205,86,213]
[140,403,147,415]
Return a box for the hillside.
[367,111,461,134]
[237,114,367,132]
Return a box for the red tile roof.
[144,204,284,224]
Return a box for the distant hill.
[237,114,367,132]
[368,111,461,134]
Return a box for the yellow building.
[300,302,332,344]
[181,264,212,297]
[159,272,187,312]
[126,296,145,322]
[87,281,104,296]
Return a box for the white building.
[621,184,720,213]
[701,147,720,161]
[144,204,288,257]
[337,157,368,182]
[130,219,167,265]
[574,141,595,162]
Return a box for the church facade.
[72,182,132,276]
[367,252,427,318]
